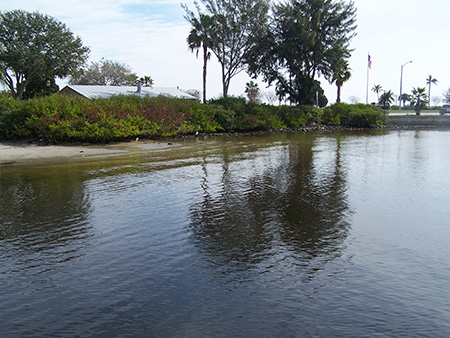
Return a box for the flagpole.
[366,53,370,104]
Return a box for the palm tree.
[245,81,260,103]
[379,90,395,109]
[372,84,383,102]
[426,75,438,107]
[186,13,215,103]
[139,76,154,88]
[399,93,412,108]
[331,59,351,103]
[411,87,428,115]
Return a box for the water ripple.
[2,132,450,337]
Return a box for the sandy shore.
[0,140,178,164]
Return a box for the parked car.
[439,104,450,115]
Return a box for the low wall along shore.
[388,114,450,127]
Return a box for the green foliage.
[209,96,285,130]
[0,94,388,143]
[411,87,428,115]
[0,92,21,138]
[187,0,269,97]
[22,75,60,100]
[378,90,395,109]
[323,103,386,128]
[0,94,225,142]
[273,106,323,127]
[0,10,89,99]
[247,0,356,105]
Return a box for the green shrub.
[0,94,387,143]
[210,96,285,131]
[0,93,21,138]
[272,105,323,127]
[323,103,385,127]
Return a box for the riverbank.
[2,118,449,165]
[0,139,178,164]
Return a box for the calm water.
[1,130,450,337]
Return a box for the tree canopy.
[246,0,357,105]
[372,84,383,101]
[378,90,394,109]
[185,0,270,98]
[0,10,89,99]
[70,59,139,86]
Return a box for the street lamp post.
[399,61,412,110]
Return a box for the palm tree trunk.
[336,84,341,103]
[428,84,431,107]
[415,100,421,115]
[202,46,208,103]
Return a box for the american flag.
[368,54,372,69]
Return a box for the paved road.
[388,110,440,116]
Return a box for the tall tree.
[70,59,138,86]
[192,0,269,98]
[0,10,89,99]
[426,75,438,107]
[245,80,260,103]
[372,84,383,101]
[331,58,351,103]
[247,0,356,105]
[411,87,428,115]
[183,7,215,103]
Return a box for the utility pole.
[399,61,412,110]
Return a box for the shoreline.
[0,124,446,165]
[0,139,179,165]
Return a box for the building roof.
[59,85,198,100]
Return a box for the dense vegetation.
[184,0,356,105]
[0,94,386,143]
[0,10,89,99]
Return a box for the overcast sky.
[5,0,450,105]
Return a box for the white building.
[59,85,198,100]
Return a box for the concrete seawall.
[388,115,450,127]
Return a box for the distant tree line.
[372,74,441,115]
[69,58,154,87]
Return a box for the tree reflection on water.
[0,164,92,264]
[189,134,351,282]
